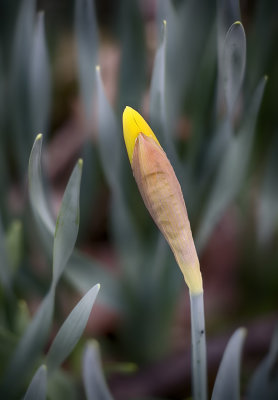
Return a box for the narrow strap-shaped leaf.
[117,0,146,111]
[222,21,246,117]
[211,328,246,400]
[52,159,83,286]
[46,284,100,374]
[10,0,36,172]
[247,325,278,400]
[96,66,121,189]
[149,20,179,172]
[150,20,167,131]
[82,341,113,400]
[196,77,267,251]
[23,365,47,400]
[28,135,121,309]
[96,66,140,265]
[217,0,241,68]
[28,134,55,236]
[217,0,240,115]
[75,0,98,118]
[30,12,51,135]
[0,288,54,396]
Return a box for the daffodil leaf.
[217,0,241,69]
[46,284,100,374]
[150,20,167,131]
[28,135,121,309]
[247,325,278,400]
[216,0,241,115]
[96,67,121,189]
[82,341,113,400]
[23,365,47,400]
[196,76,267,251]
[10,0,36,170]
[149,20,179,170]
[96,67,141,266]
[52,159,83,286]
[30,12,51,135]
[117,0,146,110]
[222,21,246,117]
[75,0,98,118]
[211,328,246,400]
[1,289,54,396]
[28,134,55,237]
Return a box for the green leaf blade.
[46,284,100,374]
[52,159,83,285]
[75,0,98,118]
[222,21,246,117]
[23,365,47,400]
[247,325,278,400]
[30,12,51,135]
[212,328,246,400]
[82,341,113,400]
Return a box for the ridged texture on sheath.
[132,134,203,294]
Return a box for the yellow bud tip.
[264,75,268,81]
[36,133,43,141]
[96,65,100,72]
[122,106,160,164]
[96,283,101,291]
[163,19,167,27]
[234,20,242,25]
[78,158,83,168]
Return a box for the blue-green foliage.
[0,0,277,398]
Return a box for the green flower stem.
[190,291,207,400]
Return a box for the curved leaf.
[82,341,113,400]
[247,325,278,400]
[196,76,267,251]
[211,328,246,400]
[28,134,55,237]
[96,66,121,189]
[222,21,246,117]
[1,289,54,396]
[75,0,98,118]
[52,159,83,285]
[46,284,100,374]
[23,365,47,400]
[30,12,51,135]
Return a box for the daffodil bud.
[122,107,203,294]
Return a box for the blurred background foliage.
[0,0,277,399]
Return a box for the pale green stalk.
[190,291,207,400]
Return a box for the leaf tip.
[264,75,268,82]
[36,133,43,141]
[78,158,83,168]
[234,20,242,26]
[41,364,47,372]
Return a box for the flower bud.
[122,107,203,294]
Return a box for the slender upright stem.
[190,291,207,400]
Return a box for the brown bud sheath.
[132,133,203,294]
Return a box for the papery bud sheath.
[123,107,203,294]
